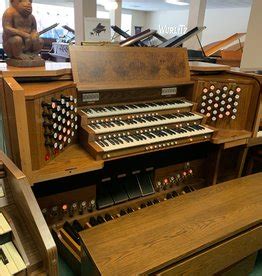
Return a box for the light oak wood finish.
[30,144,103,184]
[204,33,246,57]
[70,46,191,91]
[0,151,58,275]
[191,72,261,145]
[189,61,230,72]
[3,77,32,177]
[80,173,262,276]
[0,68,104,184]
[157,228,260,276]
[0,62,72,78]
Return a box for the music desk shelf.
[30,144,104,184]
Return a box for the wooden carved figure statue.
[2,0,45,67]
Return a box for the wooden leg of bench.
[236,147,248,178]
[206,145,223,185]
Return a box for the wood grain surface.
[0,151,58,275]
[70,46,191,91]
[80,173,262,276]
[189,61,231,72]
[0,62,72,78]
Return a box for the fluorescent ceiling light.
[165,0,189,6]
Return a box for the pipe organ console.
[0,47,261,275]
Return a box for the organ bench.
[80,173,262,276]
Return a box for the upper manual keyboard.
[82,99,193,118]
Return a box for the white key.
[0,260,11,276]
[5,242,26,272]
[1,244,17,274]
[0,185,4,198]
[0,213,11,235]
[96,126,213,152]
[82,101,193,118]
[89,114,202,134]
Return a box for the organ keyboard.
[79,98,214,160]
[0,211,27,276]
[82,99,193,118]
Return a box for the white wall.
[241,0,262,71]
[0,0,9,44]
[202,7,251,45]
[122,9,147,35]
[142,6,251,47]
[145,10,189,39]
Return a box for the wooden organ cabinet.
[0,151,57,275]
[0,48,261,275]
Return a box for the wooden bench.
[80,173,262,275]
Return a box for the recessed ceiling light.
[165,0,189,6]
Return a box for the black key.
[97,216,105,224]
[104,213,113,221]
[130,134,139,141]
[89,124,97,130]
[153,198,160,204]
[0,248,8,265]
[107,106,116,111]
[122,136,130,143]
[165,129,176,135]
[89,216,98,226]
[103,140,109,146]
[183,186,192,193]
[63,221,81,245]
[183,126,194,132]
[166,193,173,199]
[120,209,127,216]
[114,121,122,126]
[144,133,154,139]
[172,191,179,197]
[140,203,146,209]
[115,137,123,144]
[127,207,134,213]
[97,141,105,147]
[147,201,153,206]
[72,220,84,232]
[108,139,115,145]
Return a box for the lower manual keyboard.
[88,124,214,160]
[88,112,202,134]
[0,242,26,275]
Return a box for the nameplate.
[82,93,100,102]
[161,87,177,96]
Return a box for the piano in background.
[112,25,216,63]
[203,33,246,67]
